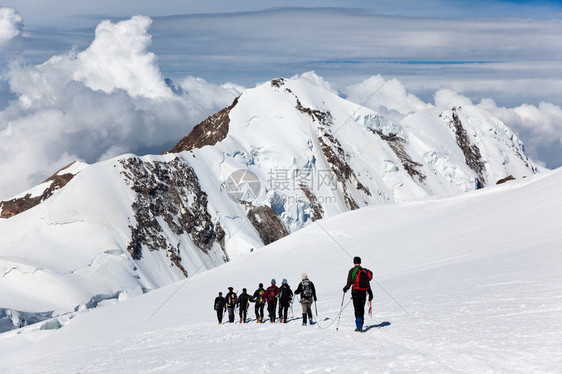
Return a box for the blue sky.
[1,1,560,96]
[2,5,560,103]
[3,0,562,24]
[0,1,561,198]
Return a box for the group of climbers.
[214,256,374,332]
[214,273,317,325]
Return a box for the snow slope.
[1,167,560,373]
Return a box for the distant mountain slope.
[0,74,537,331]
[0,162,87,219]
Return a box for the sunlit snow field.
[1,169,561,373]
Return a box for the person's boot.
[355,317,364,332]
[302,313,307,326]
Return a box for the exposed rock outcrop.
[287,89,370,210]
[246,204,289,245]
[442,107,486,188]
[371,129,426,184]
[119,157,227,277]
[496,175,516,184]
[167,97,239,153]
[299,184,324,221]
[0,162,78,219]
[271,78,285,88]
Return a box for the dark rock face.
[371,129,426,184]
[295,97,333,126]
[0,194,42,219]
[167,97,239,153]
[442,107,486,188]
[271,78,285,88]
[496,175,516,184]
[119,156,227,277]
[246,204,289,245]
[286,88,370,210]
[0,163,77,219]
[316,134,360,210]
[299,184,324,221]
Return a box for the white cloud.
[434,89,473,110]
[73,16,172,99]
[178,76,244,110]
[343,74,562,170]
[478,99,562,168]
[0,7,23,45]
[7,15,173,106]
[290,71,337,94]
[0,16,242,200]
[343,75,431,120]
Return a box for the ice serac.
[0,74,538,331]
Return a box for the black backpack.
[214,298,223,310]
[279,286,293,304]
[301,279,313,299]
[239,293,250,308]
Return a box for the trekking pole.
[335,292,346,331]
[290,295,294,319]
[314,300,318,317]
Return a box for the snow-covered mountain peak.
[0,161,88,219]
[0,75,539,332]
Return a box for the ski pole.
[369,300,372,318]
[335,292,346,331]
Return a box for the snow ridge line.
[1,267,42,277]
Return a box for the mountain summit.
[0,74,536,331]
